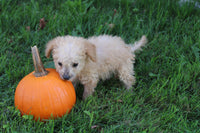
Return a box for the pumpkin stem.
[31,46,48,77]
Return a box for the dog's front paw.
[82,86,95,100]
[82,91,94,100]
[82,82,97,100]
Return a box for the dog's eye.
[72,63,78,68]
[58,62,62,67]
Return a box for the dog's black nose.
[63,74,71,80]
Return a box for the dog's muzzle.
[63,74,71,80]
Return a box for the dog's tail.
[130,35,148,53]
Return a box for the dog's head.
[45,36,96,81]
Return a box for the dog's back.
[87,35,133,80]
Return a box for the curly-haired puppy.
[45,35,147,99]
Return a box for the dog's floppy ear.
[45,37,60,58]
[84,41,96,62]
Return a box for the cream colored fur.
[45,35,148,100]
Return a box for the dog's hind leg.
[118,62,136,89]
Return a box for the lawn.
[0,0,200,132]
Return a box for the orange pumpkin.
[14,46,76,121]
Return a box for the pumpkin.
[14,46,76,121]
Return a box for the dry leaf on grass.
[91,125,99,129]
[113,9,117,17]
[117,99,123,103]
[105,23,115,30]
[26,26,30,31]
[38,18,47,30]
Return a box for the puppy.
[45,35,147,99]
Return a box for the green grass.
[0,0,200,132]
